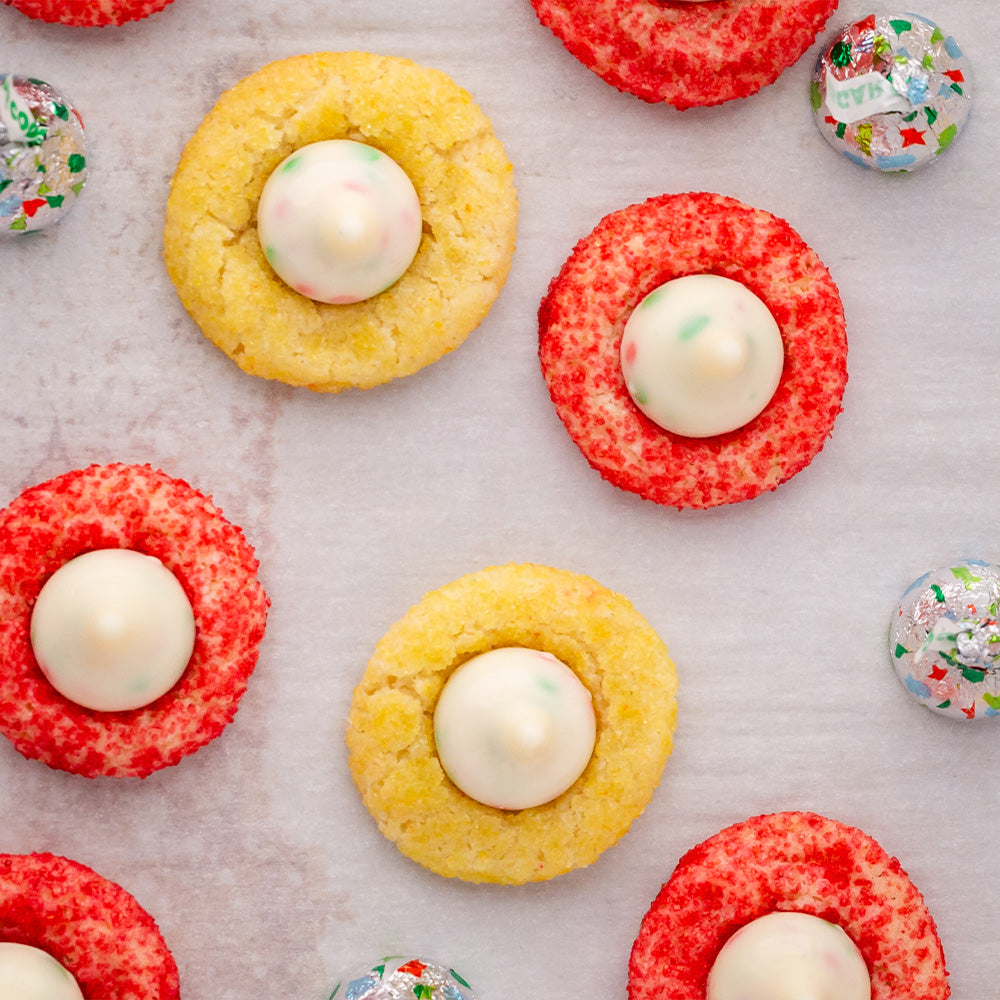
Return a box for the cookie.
[529,0,839,109]
[346,563,678,884]
[164,51,518,392]
[629,812,949,1000]
[5,0,174,27]
[538,192,848,509]
[0,463,268,778]
[0,853,179,999]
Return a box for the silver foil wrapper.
[332,957,478,1000]
[811,13,971,172]
[890,560,1000,721]
[1,74,88,234]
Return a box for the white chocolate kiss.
[30,548,196,712]
[707,912,871,1000]
[433,647,596,810]
[0,943,84,1000]
[257,139,422,304]
[620,274,784,438]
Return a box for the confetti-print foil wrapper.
[890,560,1000,721]
[332,957,478,1000]
[811,13,971,172]
[1,74,87,234]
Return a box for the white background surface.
[1,1,997,997]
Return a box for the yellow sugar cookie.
[164,51,518,391]
[346,563,678,884]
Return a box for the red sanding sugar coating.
[538,192,847,509]
[0,853,180,1000]
[5,0,173,27]
[0,463,268,778]
[629,812,949,1000]
[529,0,839,109]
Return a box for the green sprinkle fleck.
[450,971,472,989]
[679,315,710,341]
[925,107,938,125]
[37,181,50,195]
[357,144,381,161]
[889,19,912,35]
[281,155,302,172]
[951,565,982,588]
[937,123,958,150]
[809,81,822,112]
[960,666,987,684]
[930,583,946,602]
[640,288,664,310]
[983,693,1000,710]
[67,153,85,174]
[265,246,277,263]
[856,122,873,156]
[70,181,85,196]
[931,26,944,44]
[9,217,27,231]
[893,643,908,659]
[53,103,68,121]
[0,179,10,195]
[634,386,648,406]
[831,40,851,67]
[45,195,64,208]
[539,678,558,694]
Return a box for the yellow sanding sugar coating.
[346,563,678,884]
[164,51,518,391]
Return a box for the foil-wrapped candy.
[811,13,971,172]
[890,560,1000,721]
[333,957,478,1000]
[1,74,88,234]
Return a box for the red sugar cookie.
[538,192,847,509]
[629,812,949,1000]
[0,463,268,778]
[5,0,173,27]
[529,0,839,109]
[0,853,179,1000]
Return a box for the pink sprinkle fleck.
[624,340,637,365]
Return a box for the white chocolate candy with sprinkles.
[256,139,422,304]
[0,943,85,1000]
[890,560,1000,720]
[433,647,596,810]
[707,912,871,1000]
[30,548,196,713]
[620,274,783,438]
